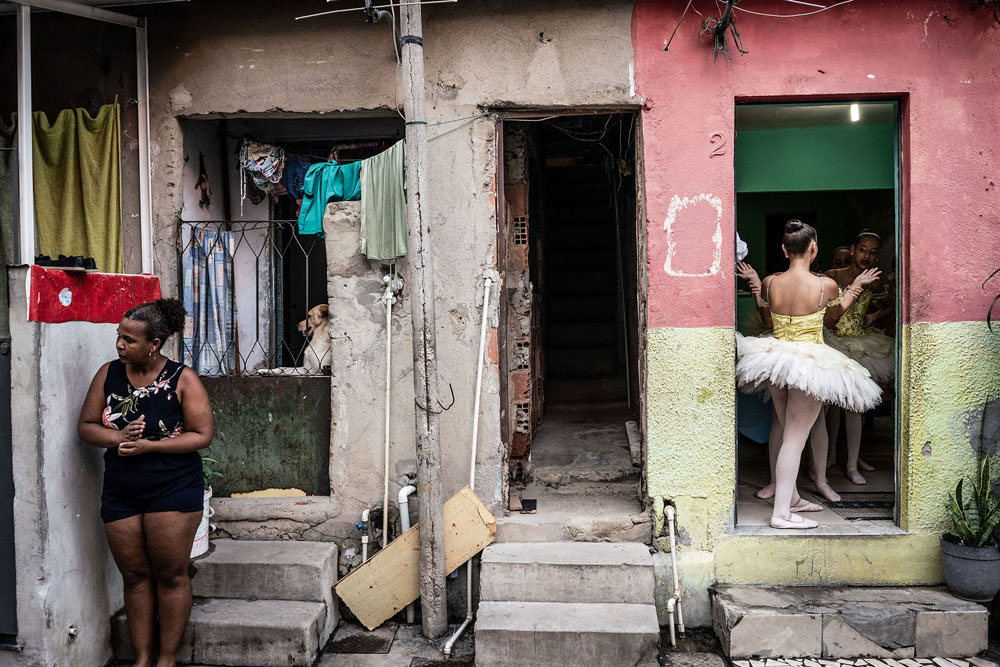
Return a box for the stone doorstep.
[112,598,328,667]
[191,539,338,602]
[479,541,655,604]
[712,586,988,659]
[730,659,997,667]
[474,600,660,667]
[494,491,651,543]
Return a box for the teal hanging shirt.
[297,160,361,236]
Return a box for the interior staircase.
[112,540,338,666]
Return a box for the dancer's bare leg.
[844,410,867,485]
[771,387,822,529]
[808,405,841,502]
[755,404,781,500]
[826,406,841,468]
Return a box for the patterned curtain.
[183,229,238,374]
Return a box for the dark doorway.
[501,112,642,499]
[0,337,15,639]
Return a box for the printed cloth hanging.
[359,140,407,260]
[297,160,361,236]
[239,140,286,196]
[183,229,239,375]
[32,104,123,273]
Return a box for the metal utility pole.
[399,1,448,640]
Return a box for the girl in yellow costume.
[736,220,882,529]
[823,230,894,485]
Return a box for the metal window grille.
[178,220,328,377]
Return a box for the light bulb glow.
[850,103,860,122]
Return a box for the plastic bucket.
[190,487,215,559]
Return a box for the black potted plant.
[941,415,1000,602]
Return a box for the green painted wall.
[202,376,332,496]
[900,321,1000,532]
[646,326,735,550]
[644,320,1000,594]
[735,124,895,193]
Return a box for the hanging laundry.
[297,160,361,236]
[359,140,407,260]
[283,156,309,200]
[32,104,123,273]
[239,140,285,198]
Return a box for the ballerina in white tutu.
[736,220,882,529]
[823,230,894,485]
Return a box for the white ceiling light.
[850,103,860,122]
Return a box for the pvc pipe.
[665,504,685,646]
[361,509,370,564]
[382,275,395,549]
[443,275,491,658]
[399,485,418,624]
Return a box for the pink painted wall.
[633,0,1000,328]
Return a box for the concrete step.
[546,322,617,349]
[113,598,327,666]
[192,539,337,602]
[545,296,617,323]
[546,348,618,379]
[545,377,627,403]
[545,270,618,296]
[496,492,650,543]
[712,585,989,659]
[474,601,659,667]
[544,225,616,250]
[480,542,654,604]
[546,249,617,271]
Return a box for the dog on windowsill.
[255,304,331,375]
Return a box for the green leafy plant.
[202,457,223,489]
[947,405,1000,547]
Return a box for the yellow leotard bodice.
[770,309,826,344]
[833,289,874,338]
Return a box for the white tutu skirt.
[823,329,895,384]
[736,333,882,413]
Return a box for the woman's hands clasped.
[116,415,155,456]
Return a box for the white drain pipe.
[443,275,492,659]
[665,504,685,646]
[399,485,418,623]
[360,509,371,564]
[381,274,397,550]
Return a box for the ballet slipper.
[755,483,776,500]
[770,514,818,530]
[846,469,867,485]
[790,500,824,513]
[813,482,842,503]
[858,459,875,472]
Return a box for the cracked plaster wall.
[140,0,636,539]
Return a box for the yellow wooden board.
[334,485,497,630]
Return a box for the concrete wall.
[634,0,1000,626]
[143,0,637,547]
[0,268,122,667]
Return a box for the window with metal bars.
[178,219,328,376]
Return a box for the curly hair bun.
[153,298,187,335]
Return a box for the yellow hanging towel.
[32,104,122,273]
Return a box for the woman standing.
[736,220,881,529]
[824,230,894,485]
[78,298,213,667]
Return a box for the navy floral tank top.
[101,358,199,471]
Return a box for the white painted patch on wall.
[629,62,636,98]
[867,74,875,79]
[663,193,723,277]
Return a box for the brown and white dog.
[257,303,331,375]
[297,303,331,374]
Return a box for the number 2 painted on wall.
[709,132,726,158]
